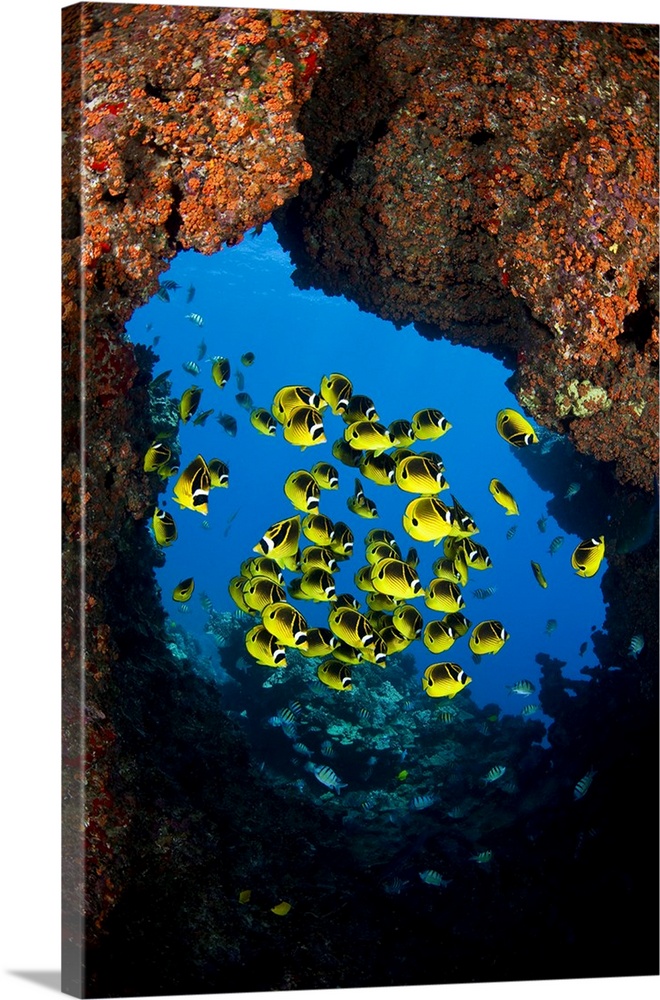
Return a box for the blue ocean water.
[128,223,607,733]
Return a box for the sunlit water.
[128,223,607,734]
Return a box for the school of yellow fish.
[145,370,607,703]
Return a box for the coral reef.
[274,13,658,490]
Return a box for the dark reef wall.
[62,5,658,994]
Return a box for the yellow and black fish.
[179,386,203,423]
[391,448,416,467]
[272,385,321,424]
[243,576,287,613]
[360,631,388,666]
[392,603,423,640]
[344,420,394,456]
[365,540,400,565]
[468,619,510,655]
[317,659,353,691]
[299,626,336,658]
[320,372,353,415]
[283,405,326,450]
[354,565,377,593]
[423,619,457,653]
[404,546,419,569]
[347,478,379,519]
[450,496,479,538]
[378,622,412,654]
[245,624,287,668]
[173,577,195,602]
[211,356,231,388]
[261,602,309,648]
[241,351,255,366]
[411,408,452,440]
[365,591,402,613]
[284,470,321,513]
[250,408,277,437]
[172,454,211,515]
[328,605,378,652]
[331,437,363,468]
[299,569,337,603]
[370,557,425,600]
[489,478,519,516]
[332,640,364,664]
[530,560,548,588]
[422,662,471,699]
[157,460,180,481]
[143,441,172,473]
[228,575,253,614]
[496,408,539,447]
[300,545,337,574]
[152,507,177,547]
[208,458,229,488]
[430,557,462,583]
[359,451,396,487]
[460,538,493,570]
[443,611,472,636]
[403,496,456,544]
[424,578,465,613]
[310,462,339,490]
[328,521,354,558]
[365,527,398,548]
[571,536,605,578]
[388,419,415,447]
[240,556,284,585]
[302,513,335,546]
[452,545,469,587]
[253,515,301,569]
[342,394,379,424]
[395,454,447,495]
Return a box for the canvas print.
[61,3,659,997]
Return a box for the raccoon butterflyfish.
[489,478,519,516]
[450,496,479,537]
[301,512,335,546]
[452,545,469,587]
[179,386,203,423]
[366,592,402,613]
[241,351,255,366]
[404,546,419,568]
[430,556,461,583]
[392,604,423,640]
[299,626,336,658]
[254,515,301,568]
[424,578,465,613]
[242,576,287,613]
[287,577,307,601]
[300,545,337,573]
[443,611,471,636]
[320,372,353,415]
[378,623,412,654]
[359,451,396,487]
[250,407,277,436]
[317,659,353,691]
[418,449,445,469]
[388,419,415,447]
[261,601,309,648]
[365,540,400,565]
[284,470,321,513]
[495,408,539,447]
[342,393,379,424]
[245,624,287,667]
[530,560,548,588]
[228,576,254,614]
[423,619,457,653]
[344,420,394,456]
[328,521,354,558]
[240,556,284,585]
[355,564,377,592]
[395,454,448,495]
[217,413,238,436]
[152,508,177,547]
[391,447,416,466]
[211,356,230,388]
[207,458,229,488]
[283,405,326,450]
[143,441,172,473]
[571,536,605,578]
[331,437,363,467]
[235,391,253,412]
[183,360,200,375]
[192,408,214,427]
[403,496,456,544]
[370,558,425,600]
[299,569,337,602]
[173,577,195,602]
[185,312,204,326]
[272,385,321,424]
[411,408,452,440]
[157,461,181,481]
[422,662,471,699]
[460,538,492,570]
[468,619,510,655]
[172,455,211,515]
[347,478,379,518]
[328,605,377,651]
[310,462,339,490]
[332,639,364,664]
[365,527,398,547]
[270,901,291,916]
[360,632,388,666]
